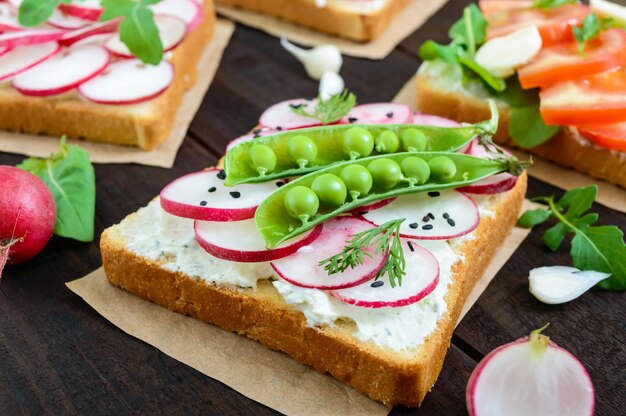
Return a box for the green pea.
[401,128,427,152]
[311,174,347,207]
[375,131,400,154]
[248,144,276,176]
[428,156,457,181]
[343,127,374,160]
[368,158,403,190]
[401,157,430,185]
[287,135,317,169]
[284,186,319,224]
[340,164,373,200]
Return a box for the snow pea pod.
[255,151,523,248]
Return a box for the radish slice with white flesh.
[458,139,518,194]
[331,239,439,308]
[412,113,460,127]
[151,0,203,31]
[0,42,59,82]
[59,1,103,22]
[271,216,385,290]
[78,59,173,105]
[341,103,412,124]
[195,218,323,263]
[467,326,594,416]
[59,20,119,46]
[105,15,187,57]
[160,169,285,222]
[259,98,322,130]
[0,4,23,32]
[349,197,396,214]
[13,44,110,96]
[47,9,91,30]
[362,190,480,240]
[0,30,65,49]
[226,128,278,152]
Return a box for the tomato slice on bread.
[577,122,626,151]
[479,0,533,17]
[518,29,626,89]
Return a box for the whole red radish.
[0,166,56,275]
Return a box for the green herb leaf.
[292,90,357,125]
[518,208,552,228]
[457,52,506,92]
[532,0,577,10]
[449,4,487,56]
[17,137,96,242]
[418,41,458,63]
[496,76,539,108]
[509,105,560,148]
[572,13,617,54]
[18,0,64,27]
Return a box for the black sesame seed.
[252,128,262,135]
[422,215,430,222]
[358,211,369,216]
[371,280,384,288]
[422,224,434,230]
[386,112,394,118]
[288,103,304,109]
[443,212,450,219]
[409,222,418,229]
[230,191,241,199]
[276,181,285,187]
[200,200,207,206]
[406,241,415,252]
[208,187,217,193]
[348,117,358,123]
[428,212,435,220]
[428,191,440,197]
[276,126,283,131]
[217,170,226,180]
[447,218,456,227]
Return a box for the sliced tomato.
[518,29,626,89]
[479,0,533,17]
[576,122,626,151]
[487,4,590,46]
[540,68,626,125]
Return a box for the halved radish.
[270,216,385,290]
[362,190,480,240]
[105,14,187,58]
[226,128,278,152]
[458,140,517,194]
[0,30,65,49]
[160,169,285,222]
[59,20,120,46]
[331,239,439,308]
[47,9,91,30]
[412,113,460,127]
[341,103,412,124]
[59,1,103,22]
[467,326,594,416]
[0,3,22,32]
[151,0,203,31]
[195,218,322,262]
[78,59,174,105]
[0,42,59,82]
[259,98,322,130]
[13,44,110,96]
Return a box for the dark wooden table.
[1,0,625,414]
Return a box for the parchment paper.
[394,74,626,213]
[0,20,235,168]
[216,0,449,59]
[66,200,536,415]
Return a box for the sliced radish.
[270,217,385,290]
[349,197,396,214]
[413,113,460,127]
[259,98,322,130]
[195,218,322,263]
[341,103,412,125]
[467,326,594,416]
[362,190,480,240]
[47,9,91,30]
[13,44,110,96]
[105,14,187,58]
[458,140,517,194]
[160,169,286,222]
[0,3,23,32]
[331,239,439,308]
[0,30,65,49]
[59,1,103,22]
[78,59,173,105]
[151,0,203,31]
[59,20,119,46]
[0,42,59,82]
[226,128,278,152]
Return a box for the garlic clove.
[318,70,344,100]
[529,266,611,305]
[280,38,342,80]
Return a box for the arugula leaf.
[17,138,96,242]
[572,13,617,54]
[18,0,65,27]
[292,90,356,125]
[532,0,577,10]
[518,185,626,291]
[457,53,506,92]
[418,41,458,64]
[496,76,539,107]
[448,4,487,56]
[509,105,560,148]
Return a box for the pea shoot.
[292,90,357,125]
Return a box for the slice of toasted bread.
[215,0,411,41]
[415,73,626,189]
[0,1,216,150]
[100,171,527,407]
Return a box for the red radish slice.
[47,9,91,30]
[467,327,594,416]
[349,197,396,214]
[270,217,385,290]
[105,15,187,57]
[259,98,322,130]
[341,103,412,124]
[195,218,322,263]
[412,113,460,127]
[78,59,174,105]
[13,44,110,96]
[362,190,480,240]
[59,1,103,22]
[0,42,59,82]
[0,4,23,32]
[226,128,278,152]
[331,239,439,308]
[59,20,119,46]
[160,169,285,222]
[151,0,203,31]
[0,30,65,49]
[458,140,518,194]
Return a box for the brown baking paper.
[66,200,536,415]
[216,0,449,59]
[0,20,234,169]
[393,74,626,213]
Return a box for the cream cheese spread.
[315,0,388,14]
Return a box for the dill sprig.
[318,218,407,288]
[292,90,356,125]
